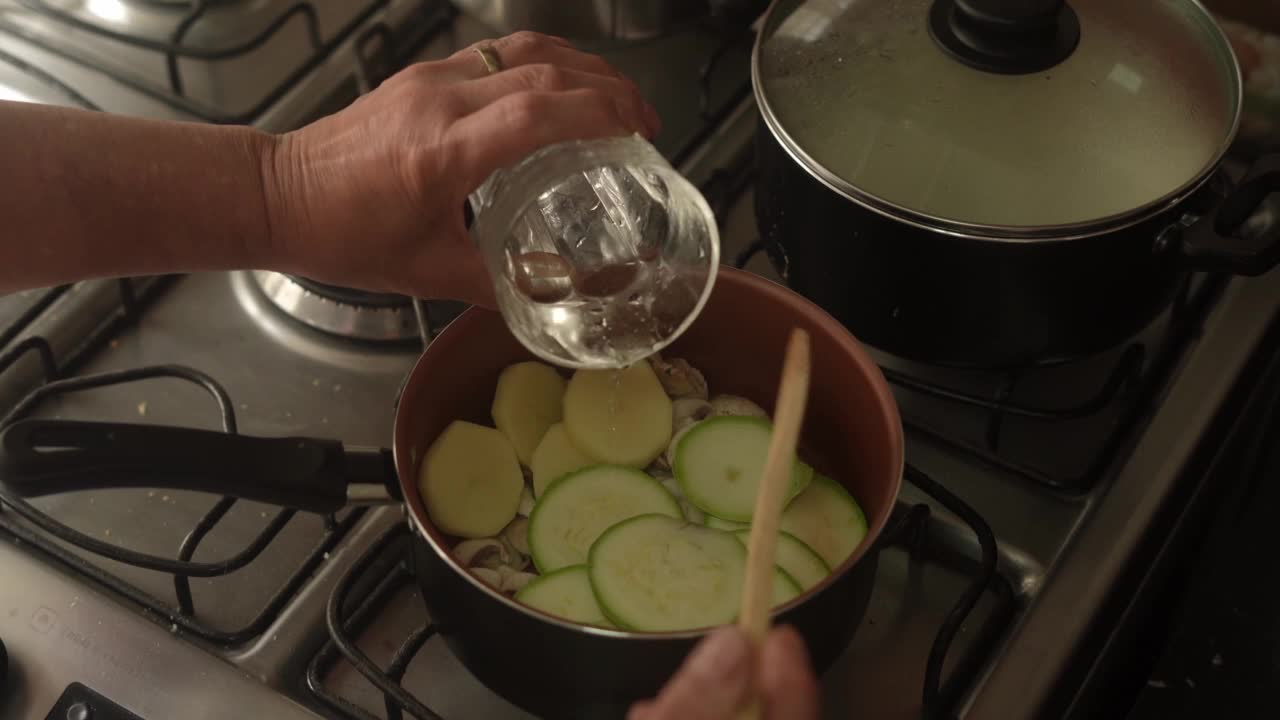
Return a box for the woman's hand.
[262,31,658,308]
[628,625,822,720]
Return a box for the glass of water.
[469,134,720,369]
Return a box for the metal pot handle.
[1173,154,1280,275]
[0,419,398,514]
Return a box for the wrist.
[254,129,303,273]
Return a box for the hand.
[260,32,658,308]
[628,625,822,720]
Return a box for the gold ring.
[473,45,502,75]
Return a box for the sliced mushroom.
[649,354,709,400]
[503,516,531,556]
[517,486,536,518]
[672,397,713,433]
[471,567,503,589]
[647,399,708,474]
[710,394,768,419]
[454,538,512,569]
[657,474,680,497]
[659,422,700,473]
[680,502,707,525]
[498,566,538,594]
[498,535,530,571]
[659,475,706,524]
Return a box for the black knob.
[956,0,1064,31]
[66,702,93,720]
[929,0,1080,74]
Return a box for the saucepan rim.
[391,266,906,640]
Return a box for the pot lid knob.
[929,0,1080,74]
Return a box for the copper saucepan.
[0,267,904,718]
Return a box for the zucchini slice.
[588,514,747,632]
[732,529,831,591]
[515,565,613,627]
[528,465,681,573]
[674,416,813,522]
[778,474,868,569]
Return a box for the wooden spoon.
[736,328,811,720]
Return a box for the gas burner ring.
[251,271,418,342]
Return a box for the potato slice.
[491,361,567,465]
[419,420,524,538]
[530,422,594,497]
[563,364,673,468]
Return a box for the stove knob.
[66,702,93,720]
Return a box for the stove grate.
[305,465,1001,720]
[0,42,101,109]
[895,275,1227,491]
[0,277,362,646]
[0,0,454,123]
[306,527,440,720]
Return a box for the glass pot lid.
[753,0,1242,238]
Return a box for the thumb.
[633,626,754,720]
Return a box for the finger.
[420,31,620,84]
[451,64,657,137]
[760,626,821,720]
[446,88,640,191]
[393,32,624,89]
[625,700,654,720]
[641,626,754,720]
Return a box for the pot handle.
[0,419,398,514]
[1174,154,1280,275]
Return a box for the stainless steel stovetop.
[2,2,1279,719]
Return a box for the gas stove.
[2,2,1280,719]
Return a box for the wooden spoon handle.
[736,328,812,720]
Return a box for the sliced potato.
[563,363,673,468]
[491,361,567,465]
[530,422,595,497]
[419,421,524,538]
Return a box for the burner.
[251,271,420,342]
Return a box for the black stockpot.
[755,129,1280,368]
[750,0,1280,368]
